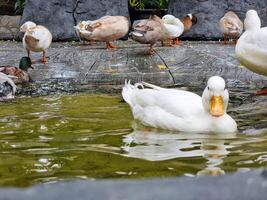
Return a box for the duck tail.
[122,80,135,107]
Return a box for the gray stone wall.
[3,0,267,41]
[20,0,129,41]
[168,0,267,39]
[0,0,16,15]
[0,15,21,40]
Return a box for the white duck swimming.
[20,21,52,63]
[122,76,237,133]
[235,10,267,76]
[162,14,184,46]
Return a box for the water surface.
[0,93,266,187]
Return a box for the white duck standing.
[122,76,237,133]
[20,21,52,63]
[236,10,267,76]
[162,14,184,46]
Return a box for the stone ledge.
[0,169,266,200]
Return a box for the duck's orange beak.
[210,96,224,117]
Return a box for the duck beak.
[210,96,224,117]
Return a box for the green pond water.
[0,93,266,187]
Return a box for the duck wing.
[122,81,205,131]
[220,17,242,34]
[123,81,203,119]
[24,35,39,48]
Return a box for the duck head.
[244,10,261,31]
[186,14,198,25]
[202,76,229,117]
[20,21,37,32]
[74,21,91,31]
[19,57,33,71]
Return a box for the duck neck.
[244,16,261,31]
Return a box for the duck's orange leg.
[223,35,228,45]
[27,49,30,57]
[175,38,181,45]
[168,39,175,47]
[144,44,155,56]
[42,50,48,64]
[106,42,117,50]
[27,49,36,64]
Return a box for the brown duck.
[85,16,129,50]
[131,15,168,55]
[0,57,32,84]
[219,11,243,44]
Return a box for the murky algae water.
[0,93,266,187]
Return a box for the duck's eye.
[207,86,210,90]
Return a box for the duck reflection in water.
[122,124,236,176]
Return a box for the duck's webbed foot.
[144,45,155,56]
[168,39,175,47]
[255,88,267,96]
[106,42,117,50]
[174,38,181,45]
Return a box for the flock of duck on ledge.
[0,9,266,134]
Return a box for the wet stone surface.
[0,40,266,96]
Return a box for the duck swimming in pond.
[0,57,32,84]
[20,21,52,64]
[122,76,237,133]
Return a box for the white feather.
[122,77,237,133]
[236,10,267,76]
